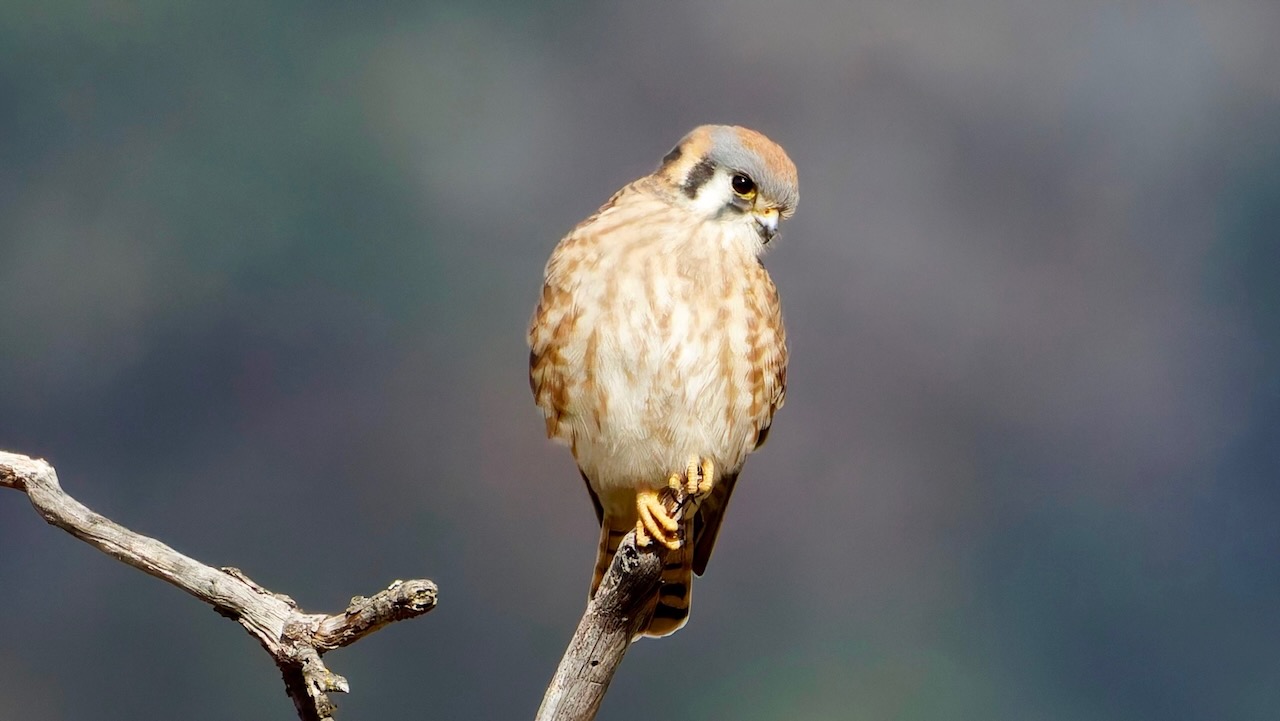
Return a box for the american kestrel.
[529,125,796,637]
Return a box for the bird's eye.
[731,173,757,199]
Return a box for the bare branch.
[536,489,691,721]
[1,450,437,721]
[535,534,663,721]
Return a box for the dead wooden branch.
[0,450,437,721]
[536,489,690,721]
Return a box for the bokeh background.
[2,1,1278,719]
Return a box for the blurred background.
[2,1,1278,719]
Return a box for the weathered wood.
[0,450,437,721]
[536,488,692,721]
[535,534,664,721]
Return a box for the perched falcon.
[529,125,796,637]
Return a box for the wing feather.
[692,262,788,575]
[529,191,619,440]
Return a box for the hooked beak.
[753,206,780,243]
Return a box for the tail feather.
[590,521,630,596]
[645,517,693,637]
[591,514,694,638]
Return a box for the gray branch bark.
[1,450,437,721]
[536,490,689,721]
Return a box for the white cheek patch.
[689,171,735,216]
[682,171,768,257]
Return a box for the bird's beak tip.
[754,207,780,242]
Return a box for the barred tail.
[590,520,630,596]
[590,514,694,639]
[642,515,693,637]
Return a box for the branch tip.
[1,448,438,721]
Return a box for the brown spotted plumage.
[529,125,795,638]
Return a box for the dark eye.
[731,173,756,198]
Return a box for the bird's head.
[656,125,798,245]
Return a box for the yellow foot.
[637,457,718,549]
[667,456,716,500]
[636,489,681,550]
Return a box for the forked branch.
[0,450,437,721]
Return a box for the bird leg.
[635,456,717,549]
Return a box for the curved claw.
[636,489,681,550]
[670,457,715,500]
[637,456,719,550]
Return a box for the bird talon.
[685,457,700,495]
[697,457,715,496]
[680,456,716,499]
[636,490,681,549]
